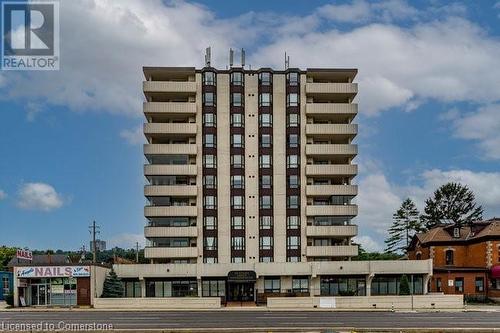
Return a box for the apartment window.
[203,175,217,189]
[203,154,217,168]
[203,92,215,106]
[230,72,244,86]
[230,175,245,189]
[330,195,352,205]
[264,278,280,293]
[259,155,272,168]
[204,237,217,250]
[287,256,300,263]
[259,93,272,107]
[287,155,299,168]
[455,278,464,293]
[230,113,244,127]
[231,257,245,263]
[287,72,299,86]
[260,195,273,209]
[288,175,299,188]
[287,113,299,127]
[203,113,216,127]
[259,236,273,250]
[260,175,272,189]
[259,72,272,85]
[287,216,300,229]
[231,236,245,250]
[287,195,299,209]
[203,196,216,209]
[287,93,299,107]
[231,216,245,229]
[288,134,299,148]
[259,216,273,229]
[203,216,217,230]
[203,134,216,148]
[231,196,245,209]
[260,256,273,263]
[259,113,273,127]
[445,250,454,265]
[313,216,351,226]
[260,134,272,148]
[475,277,484,292]
[287,236,300,250]
[231,134,244,148]
[231,154,245,168]
[202,71,216,86]
[231,92,243,107]
[204,257,217,264]
[292,277,309,293]
[436,278,442,292]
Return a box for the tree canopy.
[385,198,424,254]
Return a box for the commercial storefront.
[12,265,109,307]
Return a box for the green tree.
[399,275,411,295]
[420,182,483,229]
[101,269,124,298]
[0,246,17,270]
[354,245,402,261]
[385,198,424,254]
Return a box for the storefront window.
[123,280,141,298]
[202,280,225,297]
[264,277,280,293]
[147,279,197,297]
[320,276,366,296]
[371,275,424,295]
[292,277,309,293]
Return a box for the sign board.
[16,249,33,261]
[227,271,257,283]
[319,297,336,308]
[16,266,91,278]
[19,296,26,307]
[448,279,454,287]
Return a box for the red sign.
[16,249,33,261]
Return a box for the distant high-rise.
[90,239,106,252]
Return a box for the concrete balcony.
[306,82,357,95]
[143,81,197,94]
[306,185,358,196]
[306,124,357,137]
[306,205,358,216]
[306,225,358,237]
[144,226,198,238]
[144,247,198,259]
[144,164,197,176]
[144,206,197,217]
[143,102,197,115]
[144,123,197,136]
[306,164,358,177]
[306,103,358,116]
[144,144,197,156]
[306,245,358,257]
[144,185,197,197]
[306,144,357,157]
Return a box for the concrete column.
[13,269,19,307]
[140,278,146,298]
[281,276,292,292]
[197,278,202,297]
[366,274,374,296]
[423,274,431,294]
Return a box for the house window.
[203,216,217,230]
[260,195,273,209]
[475,277,484,292]
[264,278,280,293]
[231,196,245,209]
[203,175,217,189]
[455,278,464,293]
[202,71,216,86]
[259,216,273,229]
[287,195,299,209]
[287,236,300,249]
[260,134,272,148]
[230,175,245,189]
[287,155,299,168]
[287,113,299,127]
[203,154,217,168]
[259,155,272,168]
[259,93,272,107]
[231,236,245,250]
[260,175,272,189]
[203,134,216,148]
[287,93,299,107]
[231,216,245,229]
[287,72,299,86]
[230,113,244,127]
[231,92,243,107]
[292,277,309,293]
[259,236,273,250]
[436,278,442,292]
[259,72,272,85]
[259,113,273,127]
[231,134,244,148]
[204,237,217,250]
[203,196,216,209]
[230,72,244,86]
[203,92,215,106]
[287,216,300,229]
[203,113,216,127]
[445,249,454,265]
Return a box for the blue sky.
[1,0,500,252]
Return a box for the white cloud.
[108,233,145,249]
[445,104,500,160]
[25,102,43,122]
[319,0,372,22]
[120,125,144,145]
[17,182,64,212]
[354,235,383,252]
[0,189,7,200]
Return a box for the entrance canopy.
[492,265,500,279]
[227,271,256,283]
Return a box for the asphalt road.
[1,310,500,332]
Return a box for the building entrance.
[227,282,254,302]
[31,284,50,306]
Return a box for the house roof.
[7,254,70,267]
[409,218,500,250]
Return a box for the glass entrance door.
[228,283,255,302]
[31,284,50,306]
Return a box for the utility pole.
[136,242,139,263]
[88,221,100,264]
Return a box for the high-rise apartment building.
[114,63,431,303]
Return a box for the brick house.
[408,219,500,301]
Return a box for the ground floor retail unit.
[12,265,109,307]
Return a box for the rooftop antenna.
[241,48,245,67]
[229,48,234,68]
[205,47,211,67]
[285,52,290,70]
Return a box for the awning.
[227,270,257,283]
[492,266,500,279]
